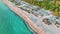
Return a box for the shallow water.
[0,1,33,34]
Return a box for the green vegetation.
[22,0,60,17]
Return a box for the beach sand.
[2,0,49,34]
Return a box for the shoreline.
[2,0,47,34]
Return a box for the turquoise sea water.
[0,1,33,34]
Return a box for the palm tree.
[55,1,60,15]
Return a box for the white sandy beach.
[2,0,48,34]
